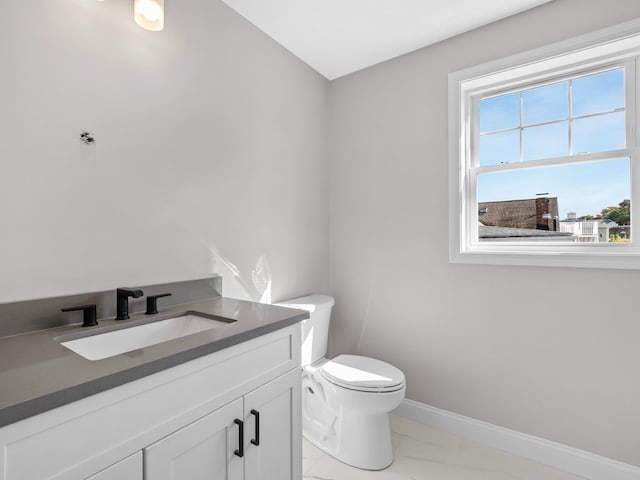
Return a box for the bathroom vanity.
[0,294,307,480]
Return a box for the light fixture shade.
[134,0,164,31]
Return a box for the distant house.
[559,213,628,242]
[479,197,560,231]
[559,220,609,242]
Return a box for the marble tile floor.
[303,414,588,480]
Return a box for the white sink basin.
[60,314,232,361]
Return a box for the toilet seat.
[319,354,405,393]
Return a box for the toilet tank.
[276,294,334,366]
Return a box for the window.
[477,67,630,243]
[449,21,640,269]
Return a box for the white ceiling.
[220,0,553,80]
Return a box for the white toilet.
[278,294,406,471]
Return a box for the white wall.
[0,0,329,303]
[328,0,640,467]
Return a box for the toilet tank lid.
[274,294,334,312]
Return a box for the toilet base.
[338,410,394,470]
[304,408,395,471]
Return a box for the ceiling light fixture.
[133,0,164,31]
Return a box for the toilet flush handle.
[304,375,326,403]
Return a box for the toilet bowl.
[277,294,406,470]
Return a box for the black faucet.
[116,288,144,320]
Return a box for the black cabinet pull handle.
[234,419,244,457]
[250,409,260,446]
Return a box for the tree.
[604,199,630,225]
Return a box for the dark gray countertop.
[0,297,308,428]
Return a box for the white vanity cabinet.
[145,368,300,480]
[0,324,301,480]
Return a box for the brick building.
[478,197,560,231]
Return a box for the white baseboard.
[393,399,640,480]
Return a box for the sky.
[477,68,629,219]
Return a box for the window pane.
[573,111,625,154]
[522,82,568,125]
[572,69,624,116]
[523,121,568,160]
[477,158,631,242]
[479,93,519,133]
[480,130,520,166]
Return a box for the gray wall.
[0,0,329,304]
[328,0,640,467]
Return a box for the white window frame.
[449,19,640,269]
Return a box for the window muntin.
[478,68,626,167]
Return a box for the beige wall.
[328,0,640,467]
[0,0,329,303]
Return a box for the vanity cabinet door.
[243,368,301,480]
[86,452,142,480]
[144,398,244,480]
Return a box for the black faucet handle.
[146,293,172,315]
[61,304,98,327]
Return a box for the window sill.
[450,247,640,270]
